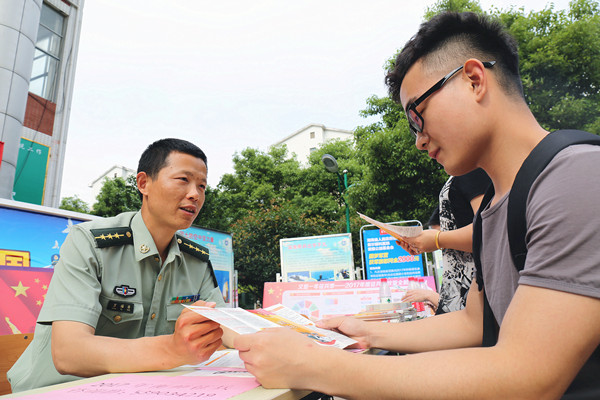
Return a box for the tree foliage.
[59,195,90,214]
[494,0,600,134]
[230,201,335,305]
[92,175,141,217]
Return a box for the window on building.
[310,132,315,139]
[309,147,317,153]
[29,4,65,101]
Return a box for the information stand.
[279,233,354,282]
[360,220,426,280]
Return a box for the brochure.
[185,303,357,349]
[357,212,423,239]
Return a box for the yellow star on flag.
[11,281,30,297]
[268,288,274,294]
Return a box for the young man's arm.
[51,301,223,376]
[236,285,600,399]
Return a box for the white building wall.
[0,0,42,199]
[272,124,353,165]
[42,0,85,207]
[89,165,136,205]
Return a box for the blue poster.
[362,228,424,279]
[0,206,88,269]
[178,226,233,305]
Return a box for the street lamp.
[321,154,351,233]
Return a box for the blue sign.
[362,228,424,279]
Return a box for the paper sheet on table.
[184,368,255,378]
[15,374,260,400]
[357,212,423,239]
[188,349,245,369]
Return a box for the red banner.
[0,267,53,335]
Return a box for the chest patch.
[114,284,136,297]
[107,300,134,314]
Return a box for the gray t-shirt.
[480,144,600,325]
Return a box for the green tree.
[92,175,141,217]
[59,195,90,214]
[231,201,335,306]
[494,0,600,133]
[424,0,483,19]
[216,146,304,226]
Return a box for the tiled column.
[0,0,42,199]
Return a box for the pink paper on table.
[16,374,260,400]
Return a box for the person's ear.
[137,171,149,197]
[464,59,488,102]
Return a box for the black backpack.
[472,130,600,399]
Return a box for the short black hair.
[137,138,207,179]
[386,12,523,104]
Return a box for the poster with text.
[178,226,233,305]
[280,233,354,282]
[362,227,425,279]
[13,138,50,205]
[263,277,436,319]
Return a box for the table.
[0,368,321,400]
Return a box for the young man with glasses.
[234,12,600,398]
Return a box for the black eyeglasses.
[405,61,496,138]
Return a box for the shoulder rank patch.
[90,227,134,248]
[176,235,210,262]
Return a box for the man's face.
[399,60,484,176]
[139,151,207,234]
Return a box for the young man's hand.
[235,327,328,389]
[316,316,371,349]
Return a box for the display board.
[0,199,94,335]
[0,202,90,269]
[13,138,50,205]
[263,277,436,319]
[361,224,425,279]
[178,226,234,306]
[279,233,354,282]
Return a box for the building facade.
[0,0,84,207]
[271,123,353,164]
[88,165,136,205]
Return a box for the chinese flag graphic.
[0,267,53,335]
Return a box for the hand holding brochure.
[357,212,422,239]
[185,303,357,349]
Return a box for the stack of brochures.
[185,303,357,348]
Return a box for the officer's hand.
[169,300,223,365]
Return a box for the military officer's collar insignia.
[114,284,136,297]
[139,244,150,254]
[176,235,209,262]
[90,227,134,248]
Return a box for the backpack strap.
[507,130,600,270]
[472,184,497,346]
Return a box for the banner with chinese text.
[263,277,436,320]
